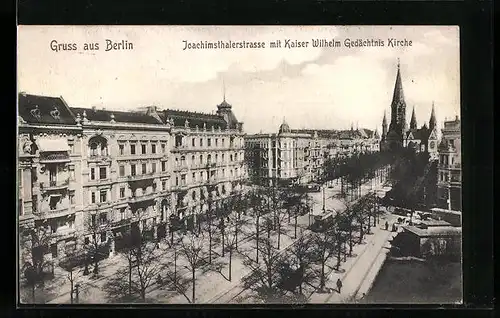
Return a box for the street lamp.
[322,186,326,213]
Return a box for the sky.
[18,26,460,134]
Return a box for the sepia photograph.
[17,25,462,305]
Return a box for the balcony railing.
[40,179,70,190]
[39,153,70,163]
[438,162,461,169]
[129,191,158,203]
[127,173,156,181]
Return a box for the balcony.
[128,192,158,203]
[172,183,189,191]
[37,205,73,219]
[40,179,70,191]
[173,163,189,172]
[438,162,461,170]
[127,173,156,182]
[39,152,70,164]
[88,154,112,163]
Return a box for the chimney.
[455,115,459,121]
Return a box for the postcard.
[17,25,461,305]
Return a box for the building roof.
[402,225,462,238]
[405,126,430,141]
[71,107,163,125]
[278,119,291,134]
[18,93,77,125]
[160,109,228,130]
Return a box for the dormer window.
[50,106,60,120]
[30,105,41,119]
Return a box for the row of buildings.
[18,93,246,262]
[17,61,461,265]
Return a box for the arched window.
[88,136,108,157]
[192,191,196,201]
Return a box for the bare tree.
[20,224,53,303]
[223,222,238,281]
[202,207,217,264]
[243,235,283,300]
[58,250,84,304]
[312,229,337,291]
[274,207,289,250]
[285,232,316,295]
[83,213,111,275]
[226,191,250,250]
[249,187,268,263]
[180,232,206,303]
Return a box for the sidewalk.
[308,216,396,303]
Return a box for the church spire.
[410,106,417,129]
[389,58,407,135]
[382,111,387,138]
[429,101,437,130]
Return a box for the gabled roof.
[405,127,430,141]
[71,107,163,125]
[18,93,77,125]
[160,109,227,130]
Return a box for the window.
[215,138,218,147]
[153,182,157,192]
[208,138,212,147]
[152,162,157,173]
[99,212,107,224]
[175,177,179,186]
[162,161,166,172]
[235,153,238,161]
[119,165,125,176]
[222,169,225,177]
[230,154,233,162]
[191,155,195,165]
[90,168,96,180]
[99,167,107,180]
[120,208,126,220]
[222,138,225,147]
[161,143,166,153]
[100,232,107,243]
[192,191,196,200]
[131,164,136,176]
[215,154,218,162]
[200,172,203,181]
[100,190,107,203]
[130,144,136,155]
[141,144,147,154]
[119,144,124,155]
[69,190,75,205]
[120,187,125,198]
[222,154,225,162]
[84,237,90,245]
[200,155,203,164]
[192,138,195,147]
[151,144,156,154]
[142,163,147,174]
[68,166,75,181]
[91,192,96,204]
[181,174,186,185]
[32,195,37,213]
[192,172,196,182]
[200,138,203,147]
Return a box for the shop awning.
[36,138,70,152]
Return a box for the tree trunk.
[277,224,281,250]
[208,231,212,264]
[256,217,260,263]
[221,227,225,257]
[320,261,325,289]
[359,223,364,244]
[128,264,132,297]
[191,269,196,303]
[235,216,239,250]
[31,284,36,303]
[140,288,146,302]
[228,248,232,281]
[70,272,74,304]
[349,228,353,256]
[294,214,298,239]
[174,249,177,281]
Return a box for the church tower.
[386,58,408,148]
[410,106,417,130]
[429,101,437,131]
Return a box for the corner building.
[437,117,461,211]
[18,93,246,262]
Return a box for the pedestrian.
[385,221,388,231]
[336,278,343,294]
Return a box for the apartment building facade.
[18,93,246,262]
[437,116,461,211]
